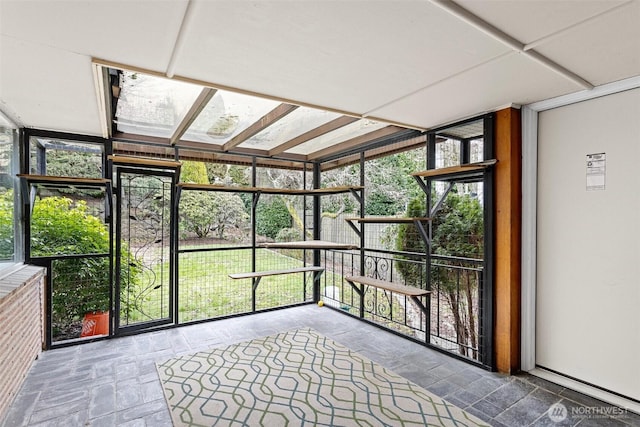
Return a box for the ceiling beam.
[170,87,217,145]
[307,126,405,161]
[268,115,359,156]
[166,0,196,78]
[222,103,298,152]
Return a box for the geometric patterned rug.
[156,328,490,426]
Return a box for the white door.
[536,88,640,401]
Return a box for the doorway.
[115,168,177,333]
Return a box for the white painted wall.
[536,88,640,401]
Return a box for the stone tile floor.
[2,305,638,426]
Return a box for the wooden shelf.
[344,275,430,297]
[412,159,497,180]
[259,240,358,250]
[345,216,431,224]
[178,183,363,196]
[18,174,110,187]
[109,155,181,169]
[229,266,324,280]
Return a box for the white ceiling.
[1,0,639,138]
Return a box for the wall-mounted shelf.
[412,159,497,182]
[259,240,358,250]
[344,216,431,224]
[412,159,497,217]
[109,155,182,170]
[17,174,110,188]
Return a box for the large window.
[0,112,20,269]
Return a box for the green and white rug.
[156,328,489,426]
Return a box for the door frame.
[114,166,178,334]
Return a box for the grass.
[123,248,319,324]
[121,246,418,342]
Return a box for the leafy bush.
[179,191,219,238]
[431,192,483,259]
[256,196,291,239]
[365,191,402,216]
[29,196,141,337]
[179,191,249,239]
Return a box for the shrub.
[179,191,249,239]
[365,191,402,216]
[256,196,291,239]
[29,196,141,337]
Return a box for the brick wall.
[0,265,46,421]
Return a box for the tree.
[256,196,291,239]
[431,192,483,358]
[179,161,249,240]
[395,195,427,287]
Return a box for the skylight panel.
[238,107,341,151]
[289,119,387,155]
[182,90,280,145]
[115,72,202,139]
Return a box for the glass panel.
[238,107,341,151]
[30,189,108,257]
[0,125,16,262]
[115,71,202,138]
[182,90,280,145]
[289,119,387,155]
[435,138,460,168]
[470,138,484,163]
[29,138,104,178]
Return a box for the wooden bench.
[344,275,431,321]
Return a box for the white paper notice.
[586,153,605,191]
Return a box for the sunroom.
[1,1,639,426]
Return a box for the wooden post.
[494,107,522,373]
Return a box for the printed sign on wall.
[586,153,606,191]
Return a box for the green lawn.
[121,247,415,337]
[123,248,322,324]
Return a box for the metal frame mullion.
[480,113,496,369]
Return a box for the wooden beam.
[268,115,359,156]
[222,103,298,152]
[307,126,404,161]
[113,132,170,146]
[319,134,426,171]
[109,155,181,169]
[494,107,522,374]
[170,87,217,145]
